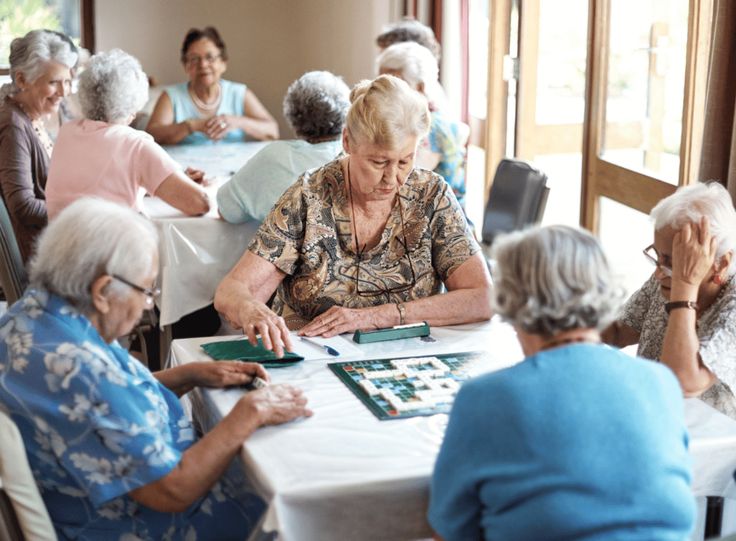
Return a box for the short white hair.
[346,74,430,148]
[650,182,736,273]
[0,29,78,100]
[30,198,158,313]
[78,49,149,122]
[376,41,438,89]
[491,225,623,337]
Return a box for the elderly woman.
[377,41,466,207]
[0,29,77,261]
[0,198,310,539]
[376,17,441,61]
[45,49,210,219]
[429,225,694,540]
[147,26,279,145]
[215,75,491,357]
[217,70,349,223]
[606,182,736,418]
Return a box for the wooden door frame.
[580,0,713,232]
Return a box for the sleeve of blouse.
[0,124,47,226]
[135,136,181,195]
[429,179,479,281]
[247,177,307,275]
[698,293,736,395]
[619,274,658,333]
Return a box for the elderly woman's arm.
[146,93,200,145]
[0,125,47,226]
[220,89,279,141]
[155,360,269,397]
[128,384,310,512]
[300,253,492,337]
[154,171,210,215]
[215,251,293,357]
[660,219,718,395]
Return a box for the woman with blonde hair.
[215,75,491,356]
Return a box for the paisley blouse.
[248,158,479,325]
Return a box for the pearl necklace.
[11,98,54,156]
[189,83,221,112]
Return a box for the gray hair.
[376,18,441,62]
[650,181,736,273]
[78,49,148,122]
[491,225,623,337]
[0,29,78,101]
[282,71,350,142]
[30,198,158,314]
[346,74,430,149]
[376,41,438,89]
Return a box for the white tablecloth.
[168,321,736,541]
[141,142,267,326]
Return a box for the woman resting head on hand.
[0,198,310,539]
[606,181,736,418]
[215,74,491,357]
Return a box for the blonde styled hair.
[345,74,430,149]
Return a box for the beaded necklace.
[12,98,54,156]
[189,83,222,112]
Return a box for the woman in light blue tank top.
[146,27,279,145]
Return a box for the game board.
[328,351,491,420]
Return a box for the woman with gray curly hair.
[607,182,736,419]
[429,224,695,541]
[0,198,310,539]
[0,29,78,261]
[44,49,209,219]
[217,70,349,223]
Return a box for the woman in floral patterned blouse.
[605,182,736,419]
[0,198,310,540]
[215,75,492,358]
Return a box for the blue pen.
[300,336,340,357]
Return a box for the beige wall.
[95,0,402,137]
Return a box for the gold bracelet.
[395,302,406,325]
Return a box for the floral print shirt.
[621,274,736,419]
[249,158,479,326]
[422,111,466,207]
[0,289,260,540]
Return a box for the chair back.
[0,410,56,540]
[481,158,549,247]
[0,197,28,304]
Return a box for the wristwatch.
[395,302,406,325]
[664,300,699,313]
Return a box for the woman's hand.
[237,300,293,358]
[188,361,269,389]
[299,306,384,337]
[672,217,717,288]
[184,167,209,185]
[203,114,232,140]
[235,384,312,426]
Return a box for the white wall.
[95,0,402,137]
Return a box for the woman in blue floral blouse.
[0,198,311,540]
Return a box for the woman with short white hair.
[216,75,491,356]
[45,49,210,219]
[608,181,736,418]
[217,70,349,223]
[0,29,78,260]
[0,198,310,539]
[377,41,467,207]
[429,225,694,540]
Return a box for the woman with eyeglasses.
[0,29,78,261]
[215,75,492,357]
[0,198,311,539]
[146,26,279,145]
[605,182,736,419]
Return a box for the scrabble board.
[328,352,491,420]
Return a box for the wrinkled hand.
[203,114,231,141]
[239,384,312,426]
[190,361,269,388]
[672,217,717,287]
[238,300,293,358]
[184,167,209,185]
[299,306,379,338]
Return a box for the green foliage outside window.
[0,0,65,67]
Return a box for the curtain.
[698,0,736,197]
